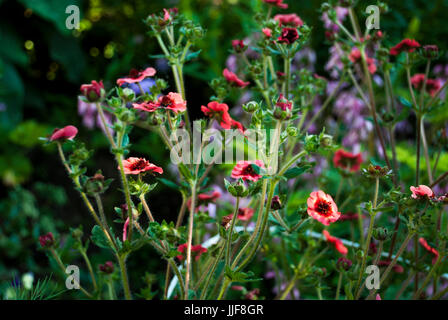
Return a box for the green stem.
[225,198,240,267]
[117,255,132,300]
[335,272,343,300]
[184,181,197,299]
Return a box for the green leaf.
[185,50,202,62]
[18,0,82,34]
[283,165,312,179]
[158,178,180,190]
[91,225,111,249]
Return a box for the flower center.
[242,164,255,175]
[130,159,148,171]
[129,69,141,79]
[316,200,331,216]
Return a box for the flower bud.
[270,195,283,210]
[120,88,135,102]
[99,261,114,274]
[373,227,389,241]
[242,101,260,113]
[71,227,84,240]
[286,126,299,137]
[420,45,439,60]
[336,257,353,271]
[39,232,55,248]
[319,134,333,148]
[80,80,105,103]
[85,172,106,195]
[225,179,249,198]
[221,214,233,230]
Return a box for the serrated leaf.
[91,225,111,249]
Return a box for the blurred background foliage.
[1,0,448,298]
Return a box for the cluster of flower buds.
[419,45,439,60]
[362,164,393,179]
[270,195,283,210]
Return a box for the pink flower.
[133,92,186,113]
[262,28,272,38]
[231,160,264,182]
[177,243,207,261]
[123,218,129,241]
[376,294,381,300]
[263,0,288,9]
[389,39,421,56]
[323,230,348,255]
[348,48,377,74]
[307,190,341,226]
[188,191,221,211]
[225,207,255,223]
[80,80,104,102]
[117,67,156,86]
[274,13,303,27]
[132,101,160,113]
[333,149,363,172]
[410,185,434,199]
[121,157,163,175]
[231,39,246,52]
[237,207,254,221]
[50,125,78,141]
[223,68,250,88]
[419,237,439,264]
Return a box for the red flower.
[177,243,207,261]
[410,185,434,199]
[274,13,303,27]
[323,230,348,255]
[39,232,55,248]
[223,68,250,88]
[263,0,288,9]
[262,28,272,38]
[419,237,439,264]
[410,74,441,97]
[333,149,363,172]
[80,80,104,102]
[133,92,186,113]
[221,118,246,134]
[307,190,341,226]
[389,39,421,56]
[201,101,232,127]
[277,27,299,44]
[116,67,156,86]
[121,157,163,175]
[231,160,264,182]
[348,48,377,74]
[377,260,404,273]
[50,125,78,141]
